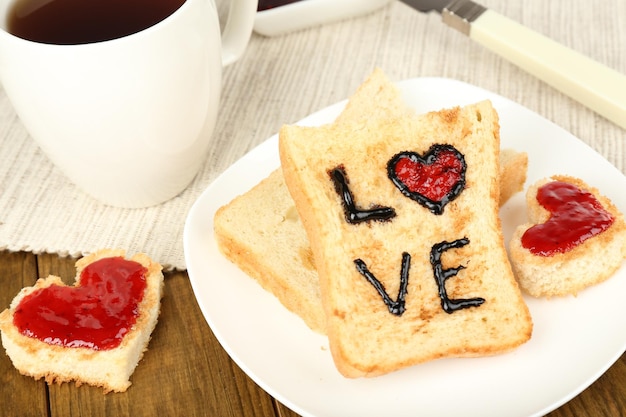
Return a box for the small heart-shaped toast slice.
[509,176,626,297]
[0,249,164,392]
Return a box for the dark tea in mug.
[7,0,186,44]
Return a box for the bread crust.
[0,249,164,392]
[499,149,528,206]
[509,175,626,297]
[279,101,532,377]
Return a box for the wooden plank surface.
[1,252,278,417]
[0,251,48,417]
[0,250,624,416]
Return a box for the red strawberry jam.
[393,148,464,201]
[13,257,147,350]
[521,181,615,256]
[387,144,466,215]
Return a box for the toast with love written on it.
[279,100,533,378]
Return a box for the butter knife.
[400,0,626,130]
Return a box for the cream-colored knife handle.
[443,1,626,130]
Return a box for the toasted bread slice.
[499,148,528,206]
[214,70,527,334]
[509,176,626,297]
[334,68,415,124]
[279,100,532,377]
[215,170,326,331]
[0,249,164,392]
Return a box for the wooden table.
[1,250,625,416]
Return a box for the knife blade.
[399,0,626,130]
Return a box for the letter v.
[354,252,410,316]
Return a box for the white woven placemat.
[0,0,624,270]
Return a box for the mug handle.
[221,0,258,66]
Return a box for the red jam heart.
[13,257,147,350]
[521,181,615,256]
[387,144,466,215]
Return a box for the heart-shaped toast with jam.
[509,175,626,297]
[0,249,164,392]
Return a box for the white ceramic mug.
[0,0,257,207]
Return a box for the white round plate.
[184,77,626,417]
